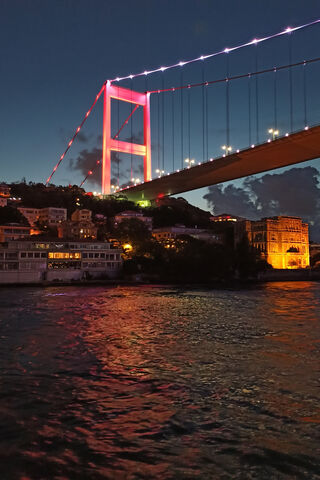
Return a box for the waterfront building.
[0,224,31,242]
[58,209,97,240]
[236,216,309,269]
[114,210,153,230]
[0,240,122,283]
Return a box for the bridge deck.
[119,125,320,202]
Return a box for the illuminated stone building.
[237,216,309,269]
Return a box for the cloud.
[204,166,320,240]
[203,184,258,218]
[69,147,102,187]
[69,132,146,189]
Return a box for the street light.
[155,169,165,177]
[184,158,195,166]
[221,145,232,155]
[131,177,141,183]
[268,128,279,140]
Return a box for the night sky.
[1,0,320,222]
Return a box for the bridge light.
[251,144,255,148]
[221,145,232,154]
[185,158,195,166]
[268,128,279,140]
[304,125,309,130]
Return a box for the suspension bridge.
[46,19,320,203]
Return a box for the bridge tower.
[102,81,151,195]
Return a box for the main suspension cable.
[147,57,320,95]
[46,83,105,185]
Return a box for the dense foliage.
[0,206,29,225]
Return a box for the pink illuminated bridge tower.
[102,81,152,195]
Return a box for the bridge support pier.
[102,81,152,195]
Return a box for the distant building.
[114,210,153,230]
[236,216,309,269]
[71,209,92,222]
[210,213,245,223]
[38,207,67,226]
[310,243,320,266]
[0,240,122,284]
[310,243,320,256]
[18,207,67,227]
[152,225,224,244]
[0,184,11,198]
[18,207,40,226]
[58,209,97,240]
[0,224,31,242]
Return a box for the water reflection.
[0,282,319,479]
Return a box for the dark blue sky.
[1,0,320,209]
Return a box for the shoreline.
[0,272,319,289]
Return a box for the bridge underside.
[118,125,320,203]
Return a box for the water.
[0,282,319,479]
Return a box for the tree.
[0,206,29,225]
[234,236,270,279]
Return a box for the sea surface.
[0,282,319,480]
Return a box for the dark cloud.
[69,133,146,189]
[203,184,258,219]
[69,147,102,187]
[204,166,320,240]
